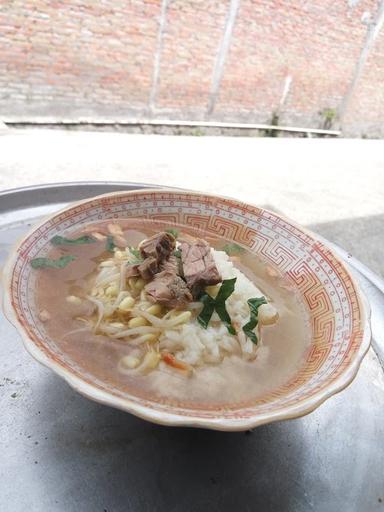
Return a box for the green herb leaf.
[215,278,237,334]
[197,278,237,334]
[215,301,236,335]
[30,255,76,269]
[197,294,216,329]
[215,277,237,303]
[222,243,246,256]
[166,228,179,239]
[129,246,143,261]
[106,235,116,253]
[173,249,182,258]
[126,246,144,264]
[50,235,96,246]
[242,296,267,344]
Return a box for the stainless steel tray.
[1,183,383,512]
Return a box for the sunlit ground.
[1,128,383,276]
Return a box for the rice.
[159,249,266,365]
[86,245,272,371]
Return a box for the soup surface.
[34,219,311,408]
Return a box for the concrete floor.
[0,128,383,276]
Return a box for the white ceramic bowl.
[3,189,371,431]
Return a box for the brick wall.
[343,15,384,137]
[0,0,383,136]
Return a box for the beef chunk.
[128,232,220,307]
[126,233,177,283]
[180,239,221,297]
[144,247,192,308]
[126,264,140,278]
[145,271,192,309]
[137,256,158,280]
[160,254,181,274]
[125,257,158,280]
[139,232,175,264]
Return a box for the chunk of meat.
[180,239,221,297]
[139,232,175,264]
[138,256,158,280]
[160,253,182,274]
[126,264,140,278]
[145,271,192,309]
[126,233,177,283]
[125,257,159,280]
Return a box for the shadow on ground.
[26,373,306,512]
[308,213,384,277]
[262,204,383,277]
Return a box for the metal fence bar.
[149,0,170,112]
[206,0,240,116]
[338,0,384,125]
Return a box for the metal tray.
[1,183,383,512]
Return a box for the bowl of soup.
[2,189,370,430]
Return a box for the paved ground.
[0,128,383,276]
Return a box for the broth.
[35,219,311,408]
